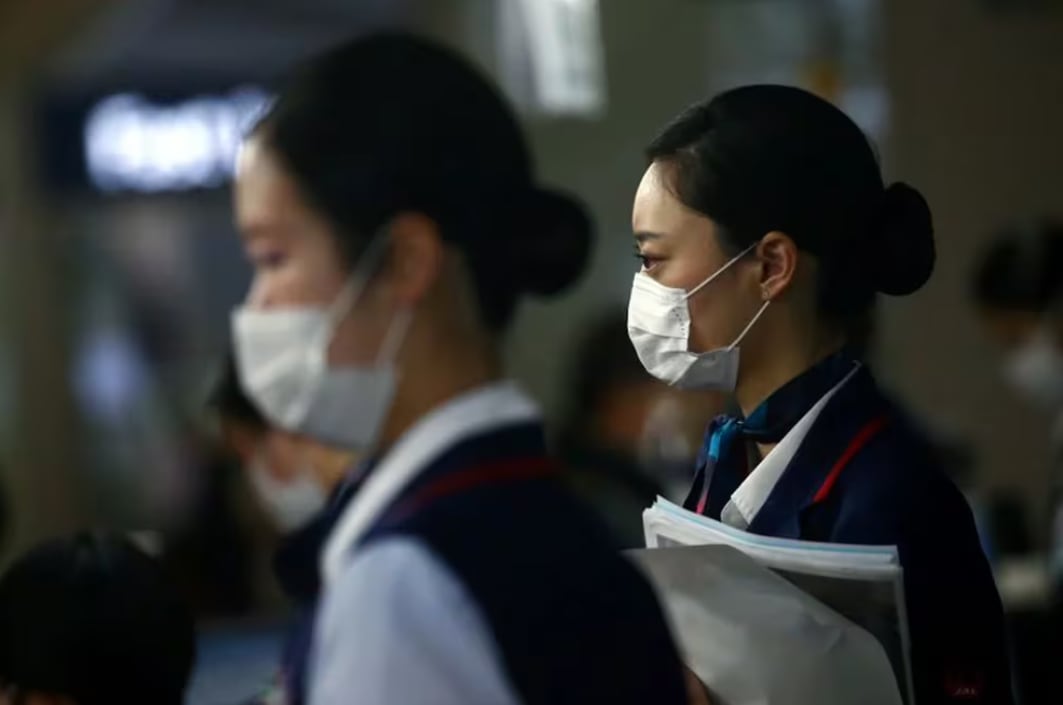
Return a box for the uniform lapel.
[747,368,886,538]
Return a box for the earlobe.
[757,231,798,301]
[384,212,445,305]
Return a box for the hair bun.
[872,182,935,296]
[506,188,594,297]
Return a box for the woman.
[211,353,355,536]
[972,220,1063,595]
[628,85,1011,704]
[0,533,195,705]
[558,308,723,548]
[230,33,688,705]
[210,356,361,705]
[973,220,1063,411]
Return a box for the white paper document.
[633,497,915,705]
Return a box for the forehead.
[632,161,712,237]
[234,136,311,233]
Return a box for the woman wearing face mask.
[210,355,361,705]
[973,221,1063,410]
[972,220,1063,597]
[628,85,1011,705]
[212,354,355,535]
[231,33,688,705]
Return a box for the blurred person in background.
[0,532,195,705]
[230,33,689,705]
[972,220,1063,590]
[971,221,1063,705]
[212,353,356,537]
[209,354,359,705]
[628,84,1010,704]
[559,308,723,547]
[159,417,257,619]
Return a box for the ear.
[383,212,445,307]
[756,231,799,301]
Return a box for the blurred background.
[0,0,1062,701]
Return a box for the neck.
[735,326,845,418]
[378,335,502,452]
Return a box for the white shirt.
[722,363,861,530]
[310,540,521,705]
[321,381,540,584]
[310,382,539,705]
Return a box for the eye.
[633,245,658,272]
[252,250,288,270]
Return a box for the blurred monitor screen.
[83,87,271,193]
[36,85,271,196]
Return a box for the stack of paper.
[633,497,914,705]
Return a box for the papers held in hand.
[632,498,913,705]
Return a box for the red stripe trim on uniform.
[394,457,557,519]
[812,414,890,505]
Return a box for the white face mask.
[627,244,769,391]
[231,236,412,450]
[248,454,327,532]
[1003,328,1063,410]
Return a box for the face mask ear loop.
[311,230,393,356]
[728,300,771,351]
[376,309,414,367]
[684,242,759,301]
[327,232,392,329]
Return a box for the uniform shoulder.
[847,408,964,500]
[826,409,979,547]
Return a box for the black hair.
[972,219,1063,313]
[254,32,593,331]
[0,532,196,705]
[207,353,267,432]
[646,84,935,325]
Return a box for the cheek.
[249,241,349,309]
[328,283,395,366]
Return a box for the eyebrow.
[633,231,663,244]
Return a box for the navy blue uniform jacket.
[687,366,1012,705]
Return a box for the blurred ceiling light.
[499,0,606,117]
[84,86,270,193]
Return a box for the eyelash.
[633,246,654,270]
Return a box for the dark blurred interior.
[1,1,1062,703]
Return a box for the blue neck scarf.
[690,348,859,517]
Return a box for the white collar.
[322,381,540,585]
[723,363,861,529]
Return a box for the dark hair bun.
[507,188,594,297]
[872,182,935,296]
